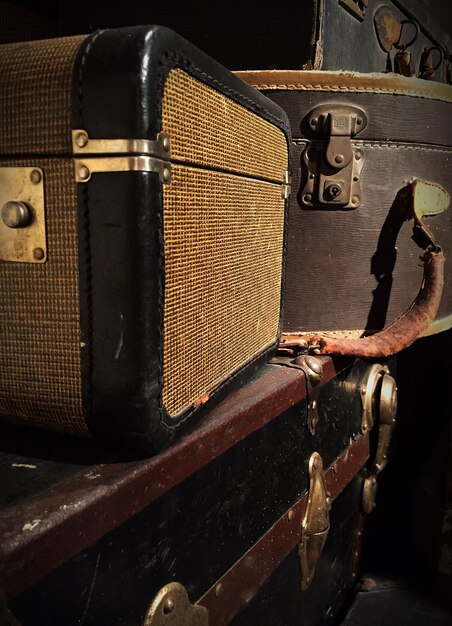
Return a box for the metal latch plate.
[0,167,46,263]
[301,104,367,210]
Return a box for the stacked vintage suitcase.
[0,0,451,624]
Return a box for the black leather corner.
[72,25,291,141]
[73,25,291,452]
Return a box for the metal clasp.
[299,452,331,590]
[359,364,397,513]
[301,104,367,209]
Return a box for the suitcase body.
[0,356,397,625]
[237,70,452,353]
[0,27,290,451]
[57,0,452,84]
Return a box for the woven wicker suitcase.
[0,26,290,451]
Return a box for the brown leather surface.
[283,143,451,335]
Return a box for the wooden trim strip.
[0,359,338,600]
[234,70,452,104]
[198,434,370,625]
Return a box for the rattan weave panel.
[0,158,86,436]
[162,68,288,183]
[0,35,85,155]
[162,165,284,418]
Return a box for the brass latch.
[0,167,46,263]
[359,364,397,514]
[144,583,208,626]
[301,104,367,209]
[299,452,331,590]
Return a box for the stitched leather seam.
[251,83,452,102]
[293,139,452,152]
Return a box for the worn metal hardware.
[299,452,331,590]
[0,167,46,263]
[374,6,402,53]
[72,130,171,159]
[72,130,172,183]
[419,46,444,80]
[360,365,397,514]
[74,156,172,183]
[339,0,368,22]
[144,582,208,626]
[301,104,367,209]
[269,355,323,435]
[281,170,291,199]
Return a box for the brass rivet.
[75,132,89,148]
[303,193,312,203]
[357,117,363,126]
[215,583,223,597]
[355,151,362,161]
[30,169,42,184]
[288,510,295,522]
[352,195,360,205]
[162,598,174,615]
[78,165,90,181]
[335,154,344,164]
[33,247,45,261]
[310,117,318,126]
[163,168,171,182]
[162,136,170,152]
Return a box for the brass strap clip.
[299,452,331,590]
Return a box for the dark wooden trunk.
[0,357,393,625]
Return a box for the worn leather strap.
[283,179,449,358]
[309,249,445,357]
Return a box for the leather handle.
[282,180,449,358]
[310,249,445,357]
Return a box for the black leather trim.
[73,26,290,451]
[71,25,290,140]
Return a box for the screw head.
[75,132,89,148]
[1,201,30,229]
[334,154,344,164]
[78,165,90,181]
[30,169,42,184]
[162,598,174,615]
[33,247,45,261]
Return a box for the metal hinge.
[299,452,331,590]
[143,583,208,626]
[359,364,397,514]
[281,170,291,199]
[72,130,172,183]
[0,167,46,263]
[301,104,367,209]
[270,355,323,435]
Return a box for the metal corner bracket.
[72,130,172,184]
[143,582,208,626]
